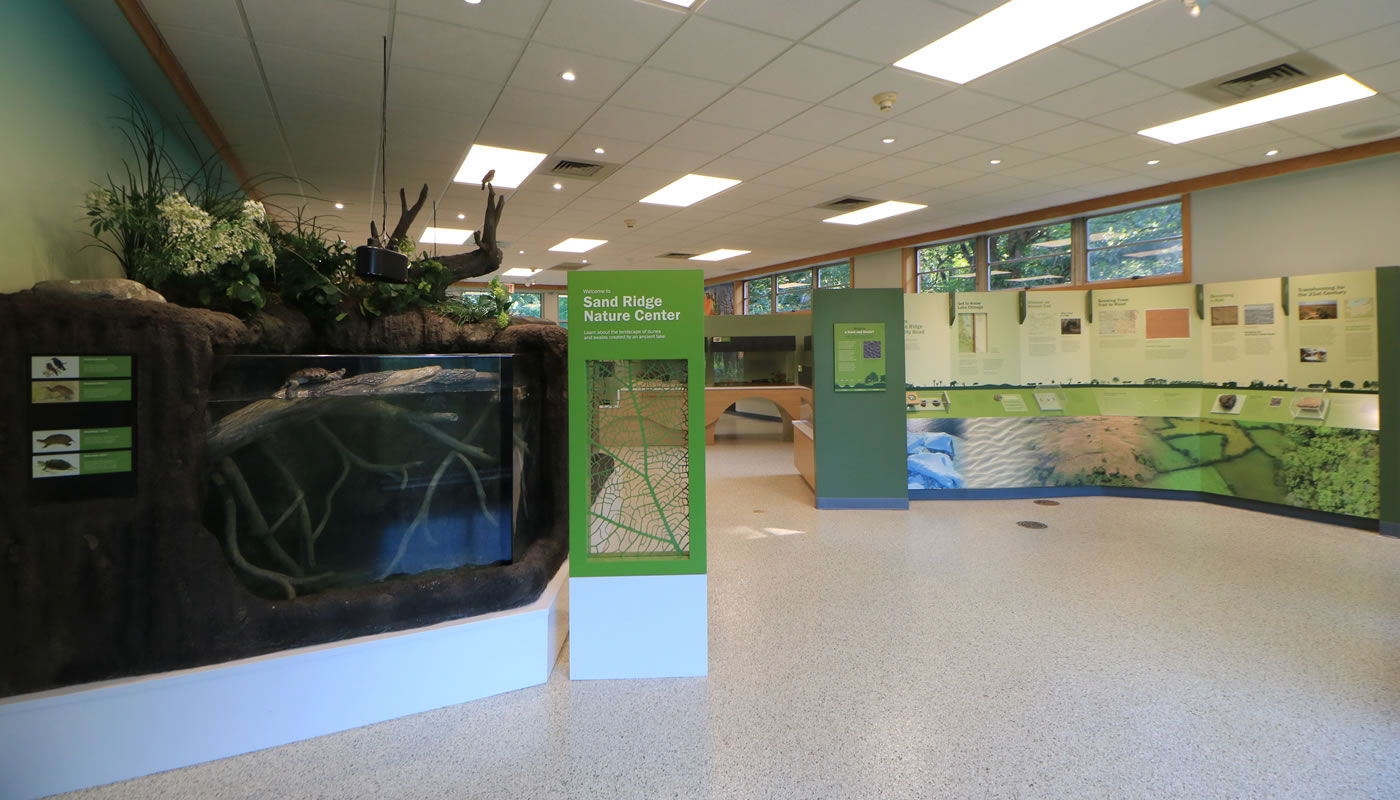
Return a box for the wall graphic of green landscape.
[906,416,1379,519]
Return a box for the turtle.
[281,367,347,397]
[38,458,74,473]
[35,433,75,449]
[44,384,74,400]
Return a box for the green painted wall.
[812,288,906,504]
[1379,266,1399,535]
[0,0,197,292]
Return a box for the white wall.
[1191,153,1400,283]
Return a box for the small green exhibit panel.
[813,288,907,509]
[567,270,708,681]
[26,354,137,502]
[900,268,1390,527]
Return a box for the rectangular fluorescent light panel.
[420,227,473,245]
[823,200,927,226]
[653,0,698,6]
[1139,75,1376,144]
[502,268,540,278]
[640,174,741,207]
[453,144,547,188]
[549,238,607,253]
[895,0,1154,84]
[690,249,750,262]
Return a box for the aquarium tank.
[706,335,800,387]
[204,353,541,600]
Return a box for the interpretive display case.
[706,335,799,386]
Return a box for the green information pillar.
[1378,266,1399,537]
[567,270,708,679]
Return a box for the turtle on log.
[279,367,347,398]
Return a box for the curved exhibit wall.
[897,267,1393,527]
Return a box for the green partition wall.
[1379,266,1399,536]
[811,288,907,509]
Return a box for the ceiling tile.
[1217,136,1331,165]
[805,0,972,66]
[1015,122,1123,155]
[741,45,879,104]
[158,25,258,79]
[1271,95,1400,135]
[696,156,783,181]
[1301,115,1400,147]
[969,48,1116,105]
[903,164,986,188]
[729,135,827,164]
[956,106,1076,144]
[611,68,730,118]
[646,16,792,84]
[751,164,830,189]
[847,155,931,182]
[474,119,574,154]
[1064,1,1246,68]
[243,0,387,59]
[1311,23,1400,74]
[629,146,716,173]
[387,65,500,118]
[506,42,635,102]
[187,75,276,121]
[821,68,955,121]
[1035,72,1174,120]
[999,156,1088,182]
[1355,61,1400,95]
[490,85,601,131]
[770,106,881,144]
[390,14,525,84]
[1131,25,1298,90]
[656,120,757,154]
[789,146,882,173]
[1256,0,1400,49]
[898,89,1018,131]
[558,135,648,164]
[394,0,548,39]
[579,105,687,144]
[836,120,942,154]
[1213,0,1311,20]
[1060,135,1163,163]
[899,133,999,165]
[1176,122,1306,156]
[1093,91,1219,134]
[532,0,684,63]
[697,0,858,41]
[695,88,810,132]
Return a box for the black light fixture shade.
[355,245,411,283]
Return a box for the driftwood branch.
[434,183,505,293]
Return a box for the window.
[988,222,1072,290]
[744,276,773,314]
[1086,202,1183,282]
[915,239,976,293]
[558,294,568,325]
[743,262,849,314]
[513,291,542,318]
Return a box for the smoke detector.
[873,92,898,112]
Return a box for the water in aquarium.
[205,354,529,599]
[706,335,800,386]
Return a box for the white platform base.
[0,562,569,800]
[569,574,708,680]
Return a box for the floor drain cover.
[1017,521,1049,529]
[1033,500,1061,506]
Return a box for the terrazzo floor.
[58,417,1400,799]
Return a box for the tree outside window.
[1086,202,1183,282]
[558,294,568,325]
[915,240,976,293]
[513,291,542,318]
[988,222,1072,290]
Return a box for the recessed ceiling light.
[457,213,466,220]
[582,260,589,264]
[989,159,1002,165]
[594,147,606,155]
[464,0,481,4]
[882,137,896,144]
[561,71,576,81]
[454,144,547,189]
[334,202,344,209]
[550,238,607,253]
[823,200,927,226]
[502,268,540,278]
[1146,159,1161,165]
[895,0,1155,84]
[421,227,474,245]
[1139,75,1376,144]
[1266,149,1280,156]
[553,183,563,190]
[690,249,751,262]
[640,174,741,207]
[519,250,525,254]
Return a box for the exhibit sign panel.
[1287,269,1378,389]
[1201,278,1287,387]
[833,322,886,391]
[904,293,952,388]
[567,270,707,679]
[1019,289,1092,386]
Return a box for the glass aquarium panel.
[587,359,690,559]
[206,354,526,599]
[706,336,798,385]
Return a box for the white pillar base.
[569,574,708,680]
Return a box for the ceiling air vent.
[550,261,591,271]
[1186,54,1337,104]
[545,159,620,182]
[819,196,875,210]
[658,252,698,259]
